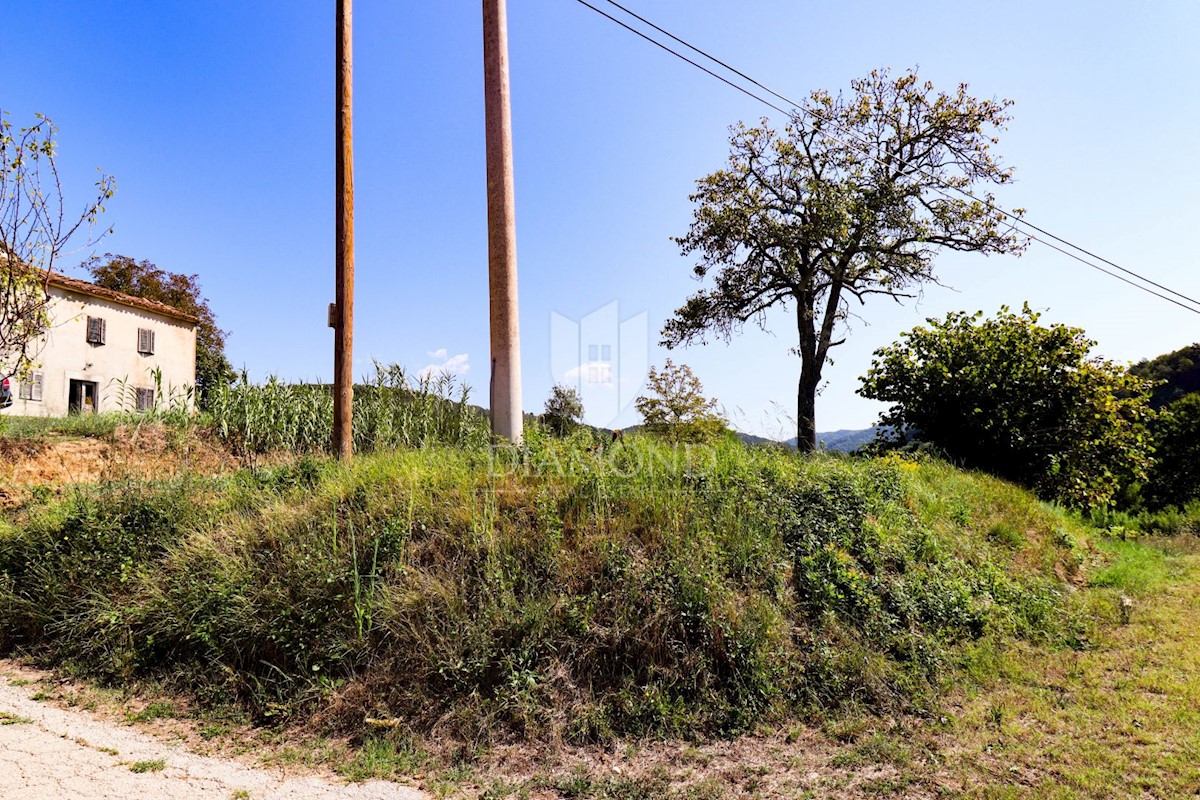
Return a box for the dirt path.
[0,666,427,800]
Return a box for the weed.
[0,711,32,724]
[129,759,166,773]
[126,701,176,723]
[334,733,426,781]
[986,522,1024,549]
[199,723,232,740]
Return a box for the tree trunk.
[795,296,821,453]
[796,365,819,453]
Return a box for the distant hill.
[816,427,883,452]
[735,431,786,448]
[735,426,882,452]
[1130,343,1200,409]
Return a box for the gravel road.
[0,665,427,800]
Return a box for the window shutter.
[137,328,155,355]
[19,373,45,401]
[136,387,155,412]
[87,316,107,345]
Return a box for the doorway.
[68,380,99,415]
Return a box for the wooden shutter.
[136,387,155,412]
[137,328,155,355]
[87,316,106,345]
[18,373,44,401]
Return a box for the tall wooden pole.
[483,0,523,444]
[334,0,355,460]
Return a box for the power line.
[571,0,791,116]
[571,0,1200,315]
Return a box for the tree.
[1,112,114,380]
[84,254,233,402]
[1144,394,1200,510]
[634,359,724,443]
[662,68,1026,452]
[1129,343,1200,410]
[541,383,584,436]
[858,305,1155,508]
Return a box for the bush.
[1144,394,1200,511]
[860,305,1155,508]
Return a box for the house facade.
[6,273,198,417]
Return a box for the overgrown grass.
[0,437,1087,749]
[0,412,134,440]
[1086,500,1200,537]
[935,536,1200,798]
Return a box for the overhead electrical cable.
[571,0,791,116]
[571,0,1200,315]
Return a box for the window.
[135,387,155,412]
[86,316,106,345]
[18,372,43,402]
[137,327,155,355]
[588,344,598,361]
[601,344,612,362]
[587,363,613,385]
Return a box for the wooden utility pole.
[483,0,523,444]
[333,0,355,460]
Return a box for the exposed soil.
[0,423,237,504]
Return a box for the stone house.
[5,272,198,417]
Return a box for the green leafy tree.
[541,383,584,437]
[859,305,1155,508]
[1,112,114,380]
[1144,394,1200,510]
[84,254,233,402]
[662,68,1026,452]
[635,359,724,443]
[1129,343,1200,410]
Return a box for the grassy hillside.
[0,432,1089,751]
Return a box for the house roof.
[47,272,201,325]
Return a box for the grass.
[125,700,178,723]
[0,710,32,724]
[928,536,1200,798]
[12,391,1180,797]
[0,412,133,440]
[0,435,1087,751]
[128,758,167,773]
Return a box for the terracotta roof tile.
[46,272,200,325]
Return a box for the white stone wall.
[5,286,197,417]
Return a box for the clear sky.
[5,1,1199,438]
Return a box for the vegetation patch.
[0,434,1086,751]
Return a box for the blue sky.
[5,1,1199,438]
